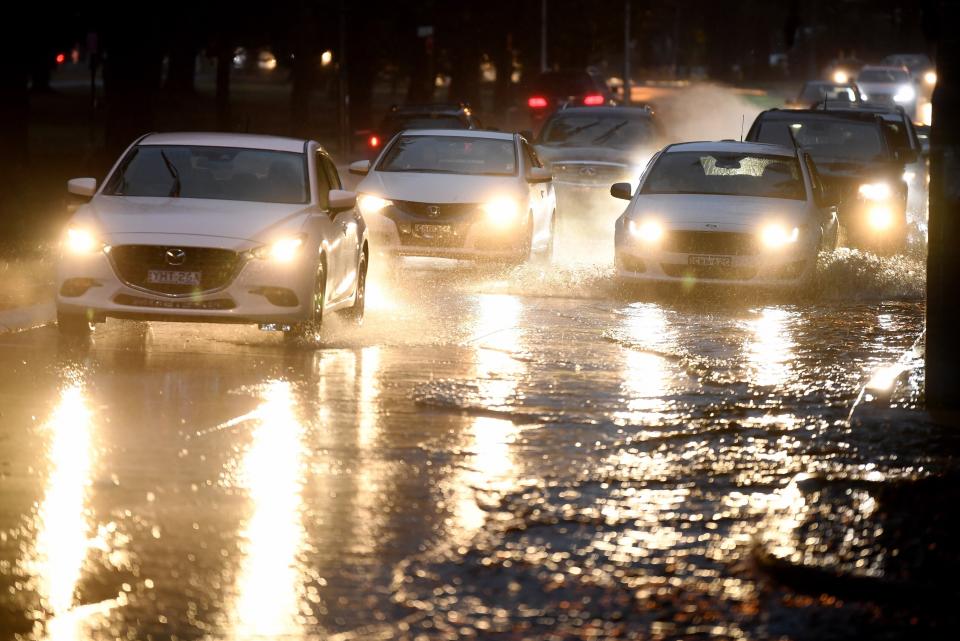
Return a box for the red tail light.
[55,53,66,64]
[368,135,380,148]
[583,94,604,106]
[528,96,549,109]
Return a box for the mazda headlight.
[894,85,916,103]
[250,234,306,263]
[628,219,663,243]
[64,227,101,254]
[858,182,892,201]
[867,205,894,231]
[482,197,520,227]
[760,223,799,249]
[358,194,392,216]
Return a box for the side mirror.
[68,177,97,198]
[329,189,357,211]
[610,182,633,201]
[526,167,552,183]
[348,160,371,176]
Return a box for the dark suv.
[746,109,912,253]
[361,103,482,158]
[525,70,616,130]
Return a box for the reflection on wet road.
[0,252,952,640]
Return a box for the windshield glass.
[104,145,308,203]
[799,84,857,103]
[754,117,888,163]
[641,151,805,200]
[858,69,910,83]
[377,135,517,176]
[540,114,654,149]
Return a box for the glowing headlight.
[867,205,894,231]
[482,197,520,227]
[832,70,849,84]
[357,194,392,215]
[902,170,916,183]
[628,219,663,243]
[251,235,305,262]
[893,85,916,103]
[760,224,799,249]
[858,182,892,201]
[65,227,99,253]
[924,70,937,86]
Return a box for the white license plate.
[146,270,201,285]
[414,224,453,237]
[688,255,732,267]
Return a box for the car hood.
[358,171,523,203]
[627,194,811,229]
[78,196,311,246]
[535,145,639,166]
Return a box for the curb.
[0,302,57,334]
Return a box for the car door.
[804,153,839,247]
[320,152,360,303]
[520,139,550,242]
[311,150,343,304]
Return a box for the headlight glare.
[858,182,892,201]
[924,70,937,86]
[894,85,916,103]
[760,223,799,249]
[251,235,306,262]
[65,227,99,254]
[832,70,849,84]
[628,219,663,243]
[482,197,520,227]
[867,205,894,231]
[358,194,392,215]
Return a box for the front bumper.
[365,209,530,260]
[56,248,317,325]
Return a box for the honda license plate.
[413,224,453,238]
[146,270,201,285]
[688,255,732,267]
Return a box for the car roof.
[396,129,515,141]
[665,140,797,157]
[757,108,882,123]
[550,106,652,117]
[139,132,309,153]
[817,103,908,120]
[390,103,470,115]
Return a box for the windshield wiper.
[591,120,629,144]
[159,150,182,198]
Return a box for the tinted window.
[858,69,910,83]
[754,116,888,163]
[105,146,308,204]
[641,151,805,201]
[378,135,517,176]
[541,114,655,149]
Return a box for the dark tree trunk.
[0,57,29,235]
[102,27,163,159]
[492,32,514,115]
[406,34,434,103]
[215,40,232,132]
[290,2,316,139]
[165,45,197,95]
[446,9,481,107]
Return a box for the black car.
[746,108,911,253]
[361,103,482,158]
[525,70,616,131]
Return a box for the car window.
[858,69,910,83]
[641,151,805,201]
[377,135,518,176]
[754,117,888,163]
[104,145,308,204]
[540,114,655,149]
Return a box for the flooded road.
[0,244,954,640]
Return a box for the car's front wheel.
[284,259,325,343]
[57,309,94,338]
[338,250,367,326]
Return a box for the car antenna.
[740,115,745,142]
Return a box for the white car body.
[856,65,919,120]
[57,132,367,334]
[614,141,838,288]
[353,129,556,261]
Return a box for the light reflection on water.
[617,304,674,424]
[745,307,797,389]
[228,380,307,639]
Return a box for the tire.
[284,259,325,343]
[57,310,94,338]
[339,250,367,326]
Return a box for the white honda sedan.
[57,132,367,340]
[613,141,839,288]
[350,129,556,262]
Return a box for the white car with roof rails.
[612,140,840,288]
[349,129,556,262]
[57,132,367,341]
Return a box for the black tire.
[284,259,326,343]
[339,250,367,326]
[57,310,94,338]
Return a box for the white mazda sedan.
[57,132,367,340]
[349,129,556,262]
[613,141,839,288]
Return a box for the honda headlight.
[628,219,663,243]
[893,85,916,103]
[760,223,799,249]
[858,182,892,201]
[867,205,894,231]
[358,194,392,216]
[482,197,520,227]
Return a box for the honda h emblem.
[705,223,719,229]
[427,205,440,217]
[165,248,187,266]
[579,166,597,177]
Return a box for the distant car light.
[894,85,916,103]
[858,182,892,201]
[65,227,98,254]
[832,70,849,84]
[358,194,392,215]
[482,197,520,227]
[368,135,380,148]
[321,50,333,67]
[55,53,66,65]
[760,223,799,249]
[528,96,549,109]
[867,205,894,231]
[628,219,663,243]
[924,70,937,86]
[583,94,605,106]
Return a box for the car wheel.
[285,259,325,343]
[57,310,94,338]
[339,250,367,326]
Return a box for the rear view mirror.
[527,167,552,183]
[68,177,97,198]
[610,182,632,200]
[348,160,371,176]
[329,189,357,211]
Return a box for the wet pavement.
[1,240,957,640]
